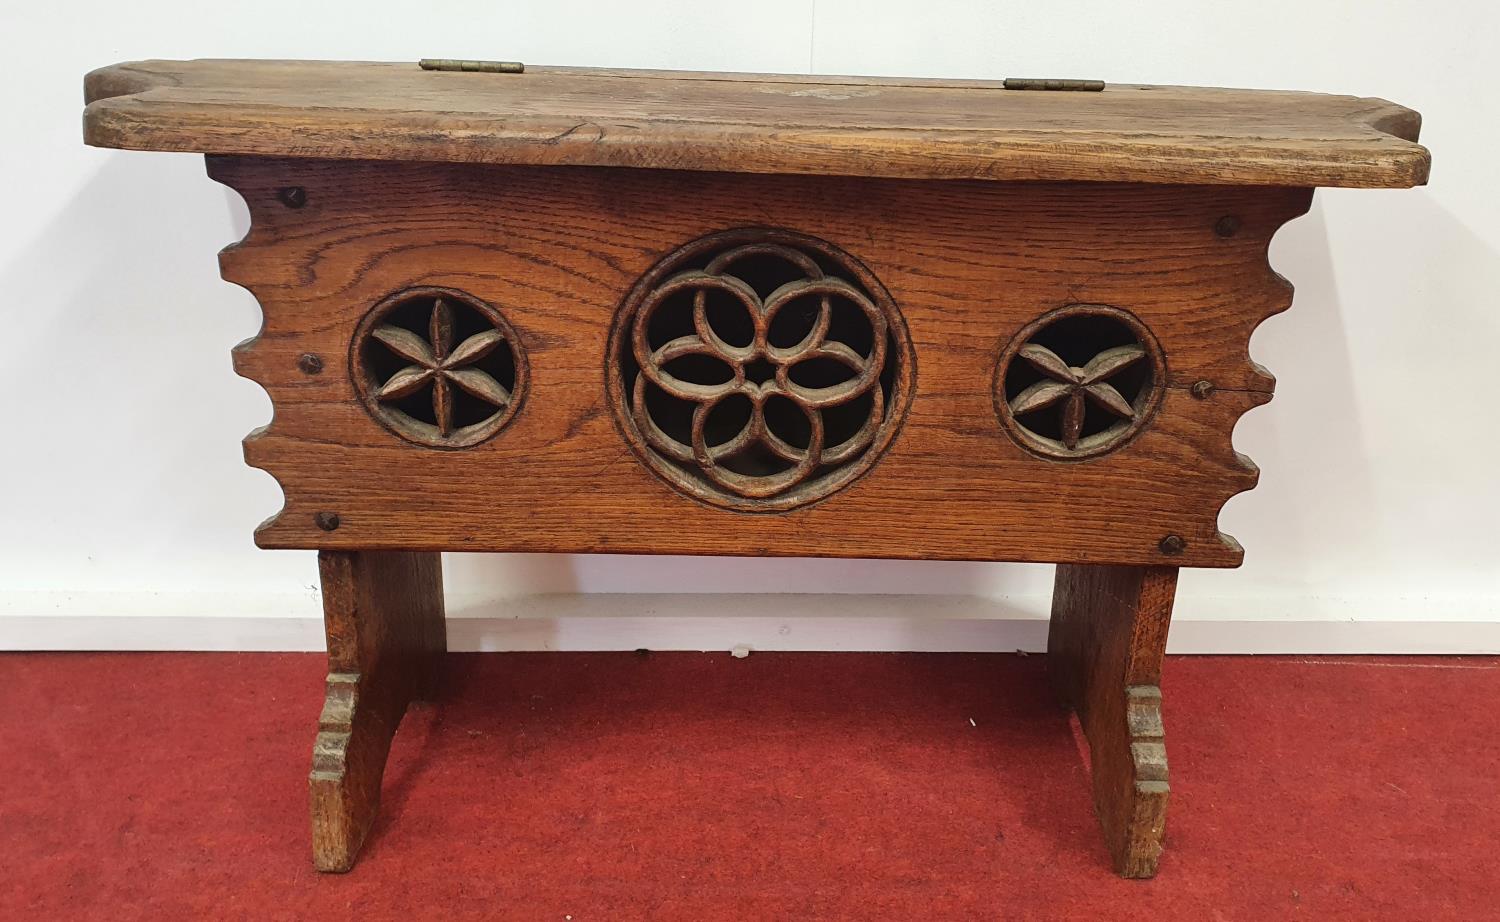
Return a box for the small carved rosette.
[608,229,913,511]
[352,287,526,448]
[994,304,1165,460]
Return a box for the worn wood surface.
[84,59,1427,188]
[215,156,1311,566]
[310,550,445,872]
[1050,564,1177,878]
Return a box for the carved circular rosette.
[352,286,527,449]
[994,304,1165,461]
[607,228,914,511]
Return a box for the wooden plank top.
[84,59,1429,188]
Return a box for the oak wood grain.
[78,58,1433,885]
[310,550,445,872]
[1050,564,1177,878]
[84,59,1428,188]
[212,157,1312,567]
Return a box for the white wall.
[2,1,1497,652]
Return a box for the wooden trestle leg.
[309,550,446,872]
[1049,564,1177,878]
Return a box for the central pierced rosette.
[608,229,913,511]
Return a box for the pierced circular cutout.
[607,228,914,511]
[352,287,527,449]
[994,304,1164,461]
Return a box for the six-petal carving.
[369,297,513,437]
[353,287,526,448]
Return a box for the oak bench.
[81,59,1429,876]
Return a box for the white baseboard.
[2,591,1497,654]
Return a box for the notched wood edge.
[310,673,359,779]
[1120,684,1169,877]
[1125,684,1168,784]
[1204,188,1314,560]
[205,156,289,544]
[1247,187,1316,391]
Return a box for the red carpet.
[3,652,1496,919]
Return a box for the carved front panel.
[607,229,913,511]
[216,157,1311,566]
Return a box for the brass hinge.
[1003,78,1105,91]
[419,59,524,74]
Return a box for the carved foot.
[309,550,445,872]
[1049,564,1176,878]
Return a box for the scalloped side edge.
[1207,187,1316,558]
[204,158,289,544]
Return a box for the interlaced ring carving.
[352,286,526,449]
[994,304,1165,461]
[607,229,913,511]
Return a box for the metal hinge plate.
[419,59,525,74]
[1003,78,1105,91]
